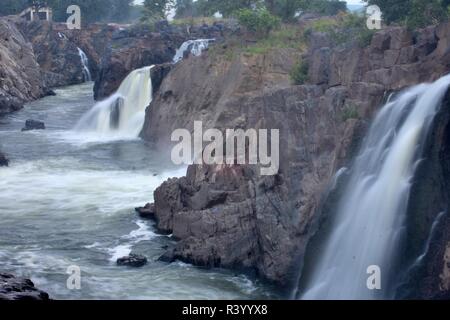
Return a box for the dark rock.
[45,89,56,96]
[0,152,9,167]
[141,22,450,291]
[0,17,46,115]
[135,203,156,219]
[94,22,230,100]
[0,273,50,300]
[150,63,172,94]
[116,254,148,268]
[22,120,45,132]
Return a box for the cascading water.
[173,39,215,63]
[300,74,450,300]
[77,47,92,82]
[74,65,153,139]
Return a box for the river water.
[0,83,274,300]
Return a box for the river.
[0,83,275,300]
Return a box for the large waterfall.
[300,74,450,300]
[75,66,153,139]
[77,47,92,82]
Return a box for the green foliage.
[142,0,173,20]
[307,0,347,15]
[307,13,375,48]
[406,0,448,29]
[236,8,281,37]
[366,0,449,28]
[290,60,309,85]
[0,0,28,16]
[174,0,198,19]
[0,0,135,23]
[242,24,307,54]
[341,103,360,121]
[265,0,306,21]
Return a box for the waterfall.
[300,74,450,300]
[58,32,68,40]
[173,39,215,63]
[74,66,153,139]
[77,47,92,82]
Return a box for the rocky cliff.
[0,17,47,114]
[140,20,450,295]
[94,21,231,100]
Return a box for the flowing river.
[0,83,275,299]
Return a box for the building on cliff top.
[19,7,52,22]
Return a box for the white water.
[77,48,92,82]
[173,39,215,63]
[0,83,274,300]
[74,66,153,139]
[301,74,450,300]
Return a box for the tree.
[195,0,257,18]
[236,7,281,36]
[366,0,448,27]
[0,0,28,16]
[143,0,174,20]
[174,0,197,19]
[265,0,308,21]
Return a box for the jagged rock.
[0,17,46,115]
[22,120,45,132]
[135,203,156,219]
[94,22,229,100]
[0,273,49,300]
[116,254,148,268]
[142,22,450,292]
[150,63,172,93]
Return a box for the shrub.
[341,103,359,121]
[290,60,309,85]
[236,8,281,37]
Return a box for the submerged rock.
[22,120,46,132]
[135,203,156,219]
[0,273,50,300]
[117,254,148,268]
[0,152,8,167]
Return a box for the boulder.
[22,120,45,132]
[135,203,156,219]
[0,152,9,167]
[0,273,49,300]
[116,254,148,268]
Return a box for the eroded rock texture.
[0,273,49,300]
[141,22,450,294]
[0,17,46,114]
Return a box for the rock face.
[15,20,85,87]
[94,22,230,100]
[396,92,450,299]
[141,21,450,293]
[0,273,49,300]
[0,17,47,114]
[117,254,148,268]
[135,203,156,219]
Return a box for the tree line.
[0,0,136,23]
